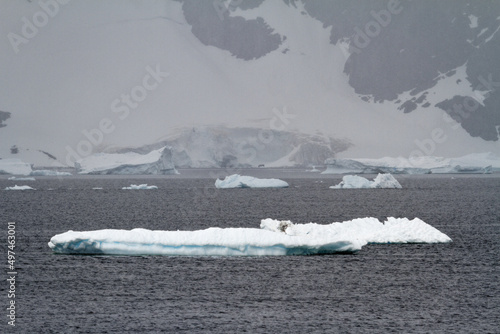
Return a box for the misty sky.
[1,0,499,165]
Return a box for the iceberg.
[8,176,36,181]
[76,146,178,175]
[30,170,72,176]
[5,185,36,190]
[0,158,32,176]
[323,152,500,174]
[122,184,158,190]
[48,217,451,256]
[215,174,289,189]
[330,173,402,189]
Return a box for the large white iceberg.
[76,147,178,175]
[5,185,36,190]
[215,174,289,189]
[0,158,32,175]
[122,184,158,190]
[330,173,402,189]
[48,217,451,256]
[323,152,500,174]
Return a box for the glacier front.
[30,170,72,176]
[323,152,500,174]
[0,159,33,176]
[76,147,178,175]
[48,217,451,256]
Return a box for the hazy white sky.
[1,0,498,164]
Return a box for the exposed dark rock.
[398,100,417,114]
[182,0,282,60]
[0,111,11,128]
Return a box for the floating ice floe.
[5,185,36,190]
[215,174,289,189]
[48,217,451,256]
[30,170,72,176]
[330,173,402,189]
[8,176,36,181]
[122,184,158,190]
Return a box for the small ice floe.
[122,184,158,190]
[5,185,36,190]
[8,176,36,181]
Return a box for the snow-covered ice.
[30,170,72,176]
[260,218,451,244]
[8,176,36,181]
[122,184,158,190]
[0,159,32,175]
[330,173,402,189]
[76,147,178,175]
[48,217,451,256]
[215,174,289,188]
[5,185,36,190]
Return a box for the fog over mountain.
[0,0,499,167]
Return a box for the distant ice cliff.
[76,147,178,175]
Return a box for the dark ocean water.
[0,171,499,333]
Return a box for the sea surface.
[0,170,499,333]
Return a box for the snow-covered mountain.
[110,126,351,167]
[0,0,499,167]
